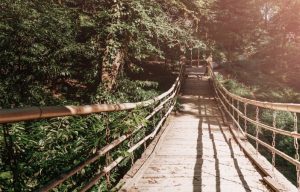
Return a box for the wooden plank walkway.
[120,66,270,192]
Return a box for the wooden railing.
[208,66,300,189]
[0,66,183,191]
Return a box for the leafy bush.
[215,74,254,98]
[269,88,300,103]
[0,96,159,191]
[261,110,294,131]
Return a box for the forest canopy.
[1,0,299,107]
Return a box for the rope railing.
[208,66,300,189]
[0,65,183,191]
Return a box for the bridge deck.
[120,67,269,192]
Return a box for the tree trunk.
[99,0,125,91]
[101,48,125,91]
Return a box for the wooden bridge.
[120,66,270,191]
[1,65,300,192]
[118,66,298,192]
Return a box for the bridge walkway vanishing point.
[120,66,272,192]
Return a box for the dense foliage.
[0,0,202,107]
[1,1,298,105]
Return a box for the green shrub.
[261,110,294,131]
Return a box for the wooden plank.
[263,176,284,192]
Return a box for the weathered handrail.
[208,65,300,190]
[1,65,183,191]
[0,76,179,123]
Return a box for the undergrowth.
[215,74,255,98]
[0,69,170,191]
[217,61,300,103]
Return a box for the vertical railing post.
[232,98,235,118]
[293,112,300,189]
[227,96,231,115]
[255,107,260,154]
[105,113,111,187]
[272,111,277,172]
[244,103,248,135]
[129,111,135,166]
[237,101,240,123]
